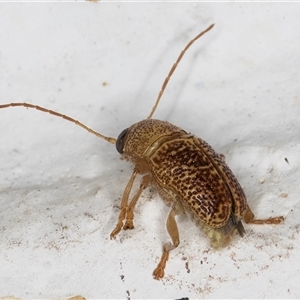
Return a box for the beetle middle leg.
[153,203,183,280]
[110,171,151,238]
[243,205,284,225]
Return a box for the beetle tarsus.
[110,207,127,238]
[123,208,135,230]
[153,250,169,280]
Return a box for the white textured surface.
[0,3,299,299]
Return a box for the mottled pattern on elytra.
[150,135,247,228]
[193,136,247,222]
[123,119,247,230]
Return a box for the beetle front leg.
[153,204,182,280]
[110,171,150,238]
[123,174,151,230]
[110,170,137,238]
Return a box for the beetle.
[0,24,283,279]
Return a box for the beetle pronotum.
[0,24,283,279]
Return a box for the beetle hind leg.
[244,205,284,225]
[153,204,183,280]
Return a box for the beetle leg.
[244,205,284,224]
[153,204,182,280]
[110,170,137,238]
[123,174,151,230]
[110,171,151,238]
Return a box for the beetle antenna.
[0,102,116,144]
[147,23,215,120]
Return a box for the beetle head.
[116,119,184,161]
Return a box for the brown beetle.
[0,24,283,279]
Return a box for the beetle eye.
[116,128,128,154]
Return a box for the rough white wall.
[0,2,299,299]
